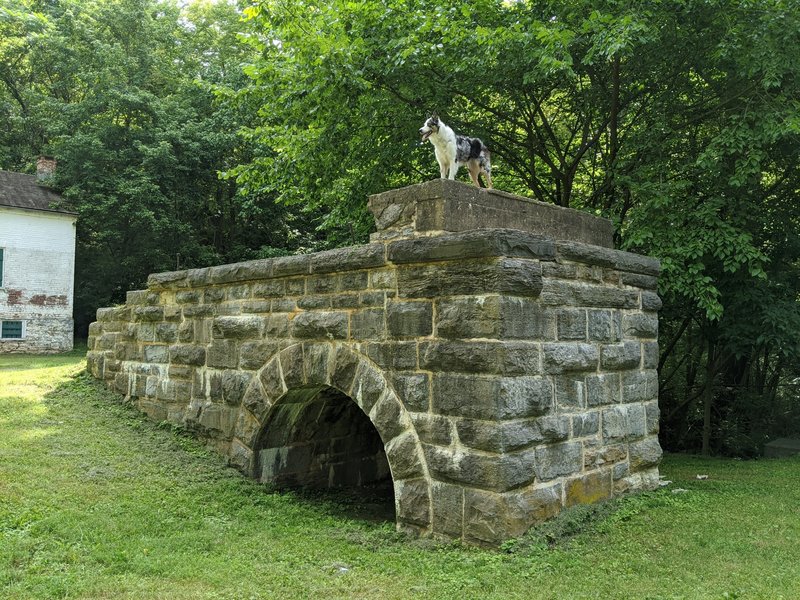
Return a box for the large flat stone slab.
[369,179,614,247]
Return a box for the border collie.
[419,115,493,188]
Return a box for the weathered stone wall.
[87,179,662,546]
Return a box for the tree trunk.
[701,340,715,455]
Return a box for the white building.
[0,161,77,353]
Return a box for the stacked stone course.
[87,179,662,546]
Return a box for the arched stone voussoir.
[258,355,287,405]
[278,343,306,389]
[369,388,412,443]
[350,361,387,415]
[303,342,336,387]
[233,402,263,448]
[242,378,274,422]
[330,343,361,395]
[385,430,427,481]
[263,342,337,391]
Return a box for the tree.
[0,0,314,334]
[2,0,797,454]
[236,0,800,454]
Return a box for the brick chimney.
[36,156,57,181]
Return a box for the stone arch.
[227,342,432,532]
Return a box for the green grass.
[1,351,798,599]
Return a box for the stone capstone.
[369,179,615,247]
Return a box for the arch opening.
[255,385,395,517]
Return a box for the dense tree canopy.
[1,0,798,455]
[235,0,800,455]
[0,0,320,334]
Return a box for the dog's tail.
[476,140,491,162]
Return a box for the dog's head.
[419,115,440,141]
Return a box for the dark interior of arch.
[255,386,392,496]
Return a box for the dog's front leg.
[436,155,448,179]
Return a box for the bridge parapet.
[87,179,661,546]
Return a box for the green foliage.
[232,0,800,455]
[235,0,799,317]
[0,0,318,333]
[2,0,799,455]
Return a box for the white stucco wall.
[0,206,77,352]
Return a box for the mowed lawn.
[1,351,798,599]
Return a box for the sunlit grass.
[1,350,798,599]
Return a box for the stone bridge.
[86,179,662,546]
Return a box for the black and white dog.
[419,115,493,188]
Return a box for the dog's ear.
[430,113,439,124]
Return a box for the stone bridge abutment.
[87,179,662,546]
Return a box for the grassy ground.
[0,351,798,599]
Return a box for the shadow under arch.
[228,342,432,533]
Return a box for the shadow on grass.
[275,480,397,525]
[39,368,399,532]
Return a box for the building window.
[1,320,24,339]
